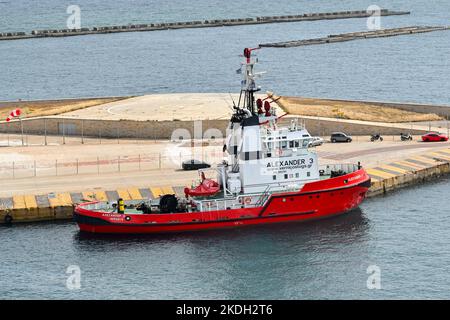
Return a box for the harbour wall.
[0,116,429,140]
[260,26,450,48]
[0,9,409,41]
[2,148,450,224]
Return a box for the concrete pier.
[0,9,409,41]
[259,26,450,48]
[2,93,450,224]
[366,148,450,196]
[2,147,450,224]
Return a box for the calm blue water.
[1,0,450,299]
[0,0,449,104]
[1,179,450,299]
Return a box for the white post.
[44,118,47,146]
[62,118,66,145]
[447,117,449,137]
[19,118,24,146]
[81,120,84,144]
[7,122,10,147]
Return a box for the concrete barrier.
[0,113,429,140]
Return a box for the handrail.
[255,185,272,207]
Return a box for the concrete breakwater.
[0,116,429,140]
[2,148,450,224]
[0,9,409,41]
[260,26,450,48]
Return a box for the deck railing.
[319,163,360,175]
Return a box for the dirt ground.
[278,96,442,123]
[59,93,279,121]
[0,97,128,119]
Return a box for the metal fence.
[0,149,225,180]
[0,131,163,147]
[2,117,449,148]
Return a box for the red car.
[421,132,449,142]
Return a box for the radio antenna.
[229,93,238,110]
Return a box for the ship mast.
[238,47,261,114]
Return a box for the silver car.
[308,137,324,147]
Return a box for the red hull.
[74,169,371,234]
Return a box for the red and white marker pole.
[5,108,24,146]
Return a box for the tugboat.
[74,48,371,234]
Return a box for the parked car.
[330,132,352,143]
[421,132,449,142]
[308,137,324,147]
[182,159,211,170]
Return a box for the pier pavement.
[2,139,450,223]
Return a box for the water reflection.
[73,208,370,249]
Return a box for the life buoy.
[244,197,252,205]
[277,149,283,156]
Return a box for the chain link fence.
[0,148,225,179]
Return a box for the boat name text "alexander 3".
[266,158,314,168]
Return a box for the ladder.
[255,185,271,207]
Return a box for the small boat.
[74,48,371,234]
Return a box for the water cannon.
[243,47,260,63]
[264,100,271,116]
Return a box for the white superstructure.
[219,48,320,195]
